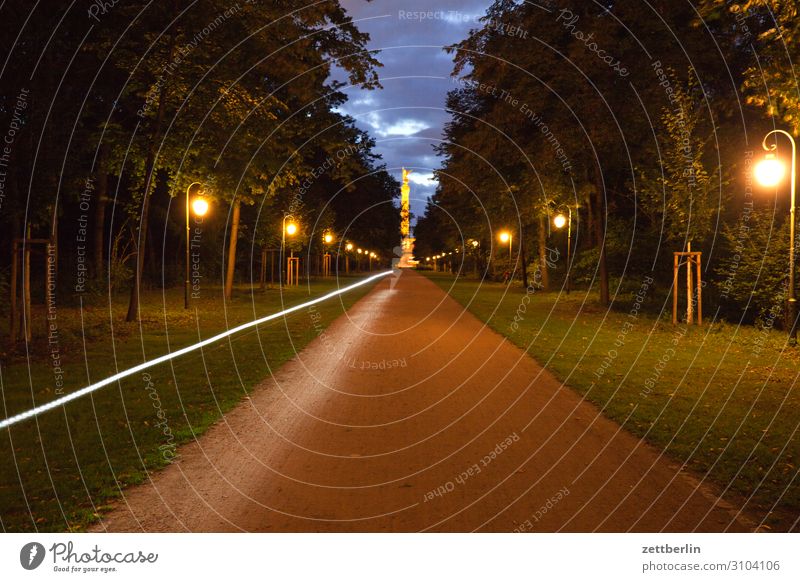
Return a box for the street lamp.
[756,129,797,343]
[755,154,785,186]
[185,182,208,309]
[322,232,334,276]
[498,230,512,258]
[281,215,299,287]
[344,242,353,274]
[553,208,572,294]
[191,198,209,217]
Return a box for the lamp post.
[498,230,512,258]
[755,129,797,344]
[345,242,353,274]
[322,232,334,276]
[185,182,209,309]
[281,215,298,287]
[553,207,572,294]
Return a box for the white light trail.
[0,271,392,431]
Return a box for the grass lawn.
[425,271,800,532]
[0,276,379,532]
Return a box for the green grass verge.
[425,271,799,532]
[0,276,378,532]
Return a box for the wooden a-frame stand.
[673,243,702,325]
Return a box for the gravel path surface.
[94,271,752,532]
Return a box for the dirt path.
[94,271,753,532]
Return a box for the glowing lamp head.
[346,243,353,251]
[191,197,209,217]
[285,222,298,236]
[498,231,510,243]
[755,153,785,187]
[471,240,479,248]
[324,233,333,244]
[553,213,567,229]
[357,248,362,254]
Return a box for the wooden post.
[673,249,702,326]
[286,256,299,286]
[686,242,693,324]
[673,253,679,325]
[696,253,703,325]
[323,253,331,277]
[23,228,32,342]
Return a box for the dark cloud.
[334,0,492,218]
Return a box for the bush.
[715,208,789,325]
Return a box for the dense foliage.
[0,0,399,326]
[414,0,798,325]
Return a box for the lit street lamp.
[498,230,512,258]
[345,242,353,274]
[553,208,572,294]
[755,129,797,344]
[322,231,334,276]
[185,182,209,309]
[282,215,299,287]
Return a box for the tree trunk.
[592,166,610,306]
[9,213,21,341]
[537,214,549,290]
[93,143,109,280]
[224,199,241,299]
[260,247,267,290]
[10,239,18,342]
[23,226,32,342]
[585,188,595,249]
[520,226,529,289]
[126,37,175,322]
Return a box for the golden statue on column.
[398,168,416,268]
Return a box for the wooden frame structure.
[10,233,55,342]
[673,244,702,325]
[286,256,300,286]
[322,252,332,277]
